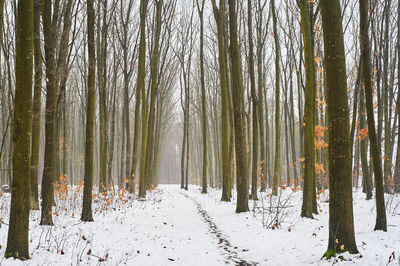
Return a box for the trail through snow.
[1,184,400,265]
[182,192,254,266]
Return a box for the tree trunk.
[360,87,372,199]
[394,0,400,193]
[271,0,281,196]
[298,0,315,218]
[145,0,162,188]
[360,0,387,231]
[81,0,96,222]
[228,0,249,213]
[5,0,33,259]
[212,0,231,201]
[40,0,57,226]
[138,0,149,198]
[248,0,258,200]
[30,0,42,210]
[196,0,207,194]
[321,0,358,256]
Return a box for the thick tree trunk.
[321,0,358,256]
[5,0,33,259]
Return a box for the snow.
[0,185,399,265]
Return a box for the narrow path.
[182,192,256,266]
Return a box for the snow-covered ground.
[0,184,399,265]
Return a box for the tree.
[145,0,163,188]
[98,0,109,192]
[40,0,57,226]
[248,0,258,200]
[81,0,96,222]
[395,0,400,193]
[359,0,387,231]
[211,0,231,201]
[5,0,34,259]
[255,0,268,193]
[320,0,358,257]
[271,0,281,196]
[30,0,42,210]
[196,0,207,194]
[360,87,373,199]
[228,0,249,213]
[298,0,316,218]
[138,0,150,198]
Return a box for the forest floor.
[0,184,400,265]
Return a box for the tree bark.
[321,0,358,256]
[138,0,149,198]
[5,0,33,259]
[228,0,249,213]
[81,0,96,222]
[298,0,315,218]
[30,0,42,210]
[271,0,281,196]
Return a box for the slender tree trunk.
[212,0,230,201]
[30,0,42,210]
[360,87,372,199]
[228,0,249,213]
[98,0,108,192]
[138,0,149,198]
[299,0,315,218]
[360,0,387,231]
[248,0,258,200]
[256,0,267,192]
[40,0,57,226]
[145,0,162,188]
[81,0,96,222]
[271,0,281,196]
[394,0,400,193]
[196,0,207,194]
[382,0,392,193]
